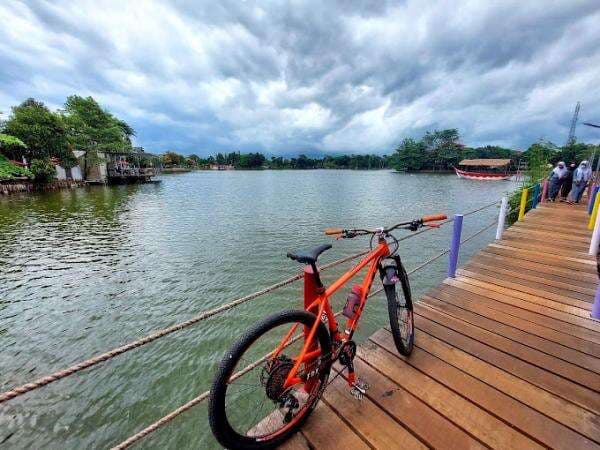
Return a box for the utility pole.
[566,102,581,147]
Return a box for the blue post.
[532,183,541,209]
[592,285,600,320]
[588,186,600,215]
[448,214,463,278]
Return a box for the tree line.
[0,96,134,181]
[392,128,599,172]
[163,151,393,170]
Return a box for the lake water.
[0,170,517,449]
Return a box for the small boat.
[454,159,513,181]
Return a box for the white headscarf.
[575,160,592,182]
[552,161,567,178]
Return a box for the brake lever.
[425,223,441,228]
[407,220,422,232]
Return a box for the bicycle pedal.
[353,378,370,391]
[349,387,364,400]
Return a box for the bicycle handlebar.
[324,213,447,238]
[421,214,447,223]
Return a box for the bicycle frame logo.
[275,236,394,390]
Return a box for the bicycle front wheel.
[384,262,414,355]
[208,310,332,449]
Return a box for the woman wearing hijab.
[569,160,592,203]
[548,161,568,201]
[560,162,576,201]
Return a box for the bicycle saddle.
[287,244,332,265]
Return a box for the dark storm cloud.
[1,0,599,154]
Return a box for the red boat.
[454,159,513,181]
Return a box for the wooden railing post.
[589,198,600,255]
[531,183,541,209]
[518,188,528,221]
[541,180,549,203]
[447,214,463,278]
[495,196,508,240]
[588,185,599,215]
[588,194,600,230]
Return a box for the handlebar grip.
[324,228,344,236]
[421,214,447,223]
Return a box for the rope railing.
[0,202,496,406]
[111,218,499,449]
[0,200,503,447]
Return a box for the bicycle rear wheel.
[384,261,414,355]
[208,310,331,449]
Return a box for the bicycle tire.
[384,262,414,355]
[209,310,332,449]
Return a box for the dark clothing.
[549,176,564,200]
[561,169,574,198]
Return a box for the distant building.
[50,156,83,181]
[209,164,234,170]
[77,149,161,184]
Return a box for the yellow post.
[518,188,529,221]
[588,193,600,230]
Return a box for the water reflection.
[0,171,515,448]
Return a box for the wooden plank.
[496,236,592,258]
[457,268,593,310]
[428,284,600,354]
[415,302,600,391]
[330,360,486,449]
[356,340,543,450]
[412,312,600,415]
[488,243,596,271]
[369,329,600,450]
[503,228,591,249]
[444,278,600,333]
[465,259,596,299]
[299,402,370,449]
[421,294,600,374]
[473,250,597,287]
[512,221,592,237]
[280,432,311,450]
[322,375,427,449]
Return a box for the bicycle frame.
[280,238,392,389]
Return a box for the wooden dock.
[283,201,600,450]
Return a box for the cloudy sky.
[1,1,600,155]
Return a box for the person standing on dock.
[548,161,568,202]
[559,162,576,201]
[569,160,592,204]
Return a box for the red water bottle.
[343,285,362,319]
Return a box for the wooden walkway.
[283,201,600,450]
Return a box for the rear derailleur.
[338,341,369,400]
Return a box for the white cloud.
[1,0,599,154]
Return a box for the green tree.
[30,158,56,183]
[394,138,428,171]
[3,98,71,163]
[0,133,27,160]
[162,151,186,167]
[61,95,134,153]
[522,140,557,182]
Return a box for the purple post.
[592,285,600,320]
[448,214,463,278]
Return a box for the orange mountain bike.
[208,214,446,449]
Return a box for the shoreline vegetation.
[1,95,598,192]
